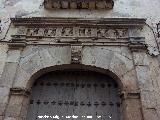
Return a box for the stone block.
[122,98,143,120]
[133,52,150,66]
[141,90,157,108]
[6,50,21,63]
[38,48,55,67]
[0,87,10,116]
[47,46,71,64]
[82,47,114,69]
[0,45,8,62]
[143,108,159,120]
[12,67,31,89]
[135,66,153,90]
[20,96,30,118]
[120,69,138,91]
[109,54,131,77]
[5,95,24,117]
[0,61,5,75]
[20,51,43,75]
[0,62,18,88]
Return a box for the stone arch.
[7,63,143,120]
[27,64,123,119]
[27,64,124,91]
[12,45,138,92]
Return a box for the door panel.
[27,71,121,120]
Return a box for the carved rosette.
[71,45,82,64]
[44,0,114,9]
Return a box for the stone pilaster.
[0,46,22,119]
[121,91,144,120]
[4,88,30,120]
[130,41,159,120]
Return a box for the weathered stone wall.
[0,0,160,40]
[0,0,160,120]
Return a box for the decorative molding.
[128,37,147,52]
[25,27,128,39]
[120,91,140,99]
[44,0,114,10]
[11,18,146,27]
[10,88,31,96]
[7,18,147,48]
[71,45,82,64]
[8,42,26,49]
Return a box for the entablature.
[7,17,146,51]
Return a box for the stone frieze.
[44,0,114,9]
[8,18,146,49]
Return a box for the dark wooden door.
[26,71,121,120]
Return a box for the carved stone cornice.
[11,18,146,27]
[7,18,146,48]
[10,88,31,96]
[44,0,114,10]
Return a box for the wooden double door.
[27,71,121,120]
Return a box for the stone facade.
[0,0,160,120]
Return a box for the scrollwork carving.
[71,45,82,64]
[19,27,128,39]
[116,29,128,38]
[44,0,114,9]
[27,28,39,36]
[79,28,91,36]
[97,29,108,37]
[16,27,26,35]
[62,27,73,36]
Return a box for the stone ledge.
[120,91,141,99]
[10,88,30,96]
[11,17,146,27]
[128,37,147,52]
[8,42,26,50]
